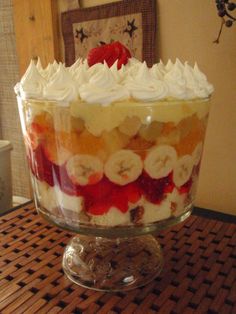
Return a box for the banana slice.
[192,142,203,165]
[104,149,143,185]
[144,145,177,179]
[66,154,103,186]
[173,155,194,187]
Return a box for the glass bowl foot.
[62,234,163,291]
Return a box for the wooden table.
[0,202,235,314]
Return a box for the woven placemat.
[0,203,235,314]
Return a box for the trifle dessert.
[15,42,213,231]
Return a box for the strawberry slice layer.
[87,41,131,69]
[137,172,175,204]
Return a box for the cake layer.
[34,179,190,226]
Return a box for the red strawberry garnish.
[87,41,131,69]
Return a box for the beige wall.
[74,0,236,215]
[156,0,236,215]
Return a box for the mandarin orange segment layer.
[174,120,206,156]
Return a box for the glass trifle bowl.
[16,42,213,291]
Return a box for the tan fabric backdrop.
[0,0,31,198]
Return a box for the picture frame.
[61,0,156,66]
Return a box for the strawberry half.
[87,41,131,69]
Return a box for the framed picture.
[61,0,156,66]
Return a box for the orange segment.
[26,112,54,150]
[174,127,205,156]
[71,117,85,133]
[57,131,80,154]
[56,130,105,156]
[75,130,105,155]
[42,132,72,165]
[31,112,53,134]
[126,135,154,160]
[127,135,154,151]
[178,114,203,139]
[161,122,176,136]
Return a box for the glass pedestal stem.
[62,234,163,291]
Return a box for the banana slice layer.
[173,155,194,187]
[192,142,203,166]
[66,154,103,186]
[144,145,177,179]
[104,149,143,185]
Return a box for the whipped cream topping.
[164,60,188,99]
[79,62,129,105]
[43,63,56,81]
[43,63,78,103]
[36,58,44,74]
[125,61,169,101]
[18,60,46,99]
[72,63,89,91]
[16,57,214,105]
[69,57,82,74]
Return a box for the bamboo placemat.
[0,202,235,314]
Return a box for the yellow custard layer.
[24,98,210,136]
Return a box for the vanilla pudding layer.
[23,98,209,136]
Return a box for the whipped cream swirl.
[79,62,129,105]
[43,63,78,103]
[72,62,89,91]
[125,62,169,101]
[16,57,214,105]
[164,60,187,99]
[18,60,46,100]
